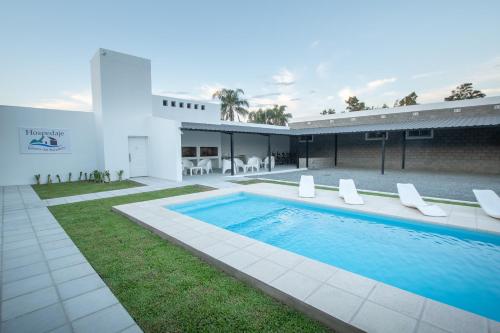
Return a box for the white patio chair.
[473,190,500,219]
[397,183,447,217]
[245,157,260,172]
[198,159,213,174]
[263,156,275,170]
[339,179,364,205]
[233,158,246,173]
[222,159,234,174]
[299,175,315,198]
[182,159,196,176]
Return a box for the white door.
[128,137,148,177]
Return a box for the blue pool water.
[168,192,500,321]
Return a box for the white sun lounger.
[397,183,447,217]
[473,190,500,219]
[339,179,364,205]
[299,175,315,198]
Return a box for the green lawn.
[33,180,143,199]
[49,185,331,333]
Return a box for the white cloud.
[199,83,225,100]
[366,77,397,90]
[411,71,443,80]
[338,87,355,102]
[481,87,500,96]
[337,77,397,102]
[309,40,320,48]
[272,68,296,86]
[32,91,92,111]
[315,62,330,79]
[418,85,454,103]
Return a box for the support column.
[295,137,300,168]
[230,132,234,176]
[305,139,309,168]
[381,135,386,175]
[401,131,406,169]
[334,134,338,167]
[267,135,272,172]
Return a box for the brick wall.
[291,127,500,174]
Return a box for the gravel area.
[249,168,500,201]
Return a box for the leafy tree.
[444,83,486,101]
[395,92,418,106]
[248,108,267,124]
[320,108,335,115]
[212,88,249,121]
[345,96,367,111]
[381,103,389,108]
[248,105,292,126]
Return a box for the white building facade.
[0,49,291,186]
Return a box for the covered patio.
[180,122,298,177]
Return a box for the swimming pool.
[168,192,500,321]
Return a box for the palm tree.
[248,105,292,126]
[248,108,267,124]
[268,105,292,126]
[212,88,249,121]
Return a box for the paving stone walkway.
[1,185,142,333]
[43,176,241,206]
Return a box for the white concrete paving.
[112,183,500,333]
[0,185,142,333]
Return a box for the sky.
[1,0,500,118]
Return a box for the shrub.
[68,172,72,182]
[56,174,61,183]
[104,170,111,182]
[84,172,88,181]
[34,174,41,185]
[117,170,124,181]
[78,171,83,181]
[92,170,101,183]
[47,174,52,184]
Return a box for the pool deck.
[112,183,500,333]
[248,167,500,202]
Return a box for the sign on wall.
[19,128,71,154]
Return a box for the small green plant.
[92,170,101,183]
[104,170,111,182]
[68,172,72,182]
[56,174,61,183]
[117,170,124,181]
[34,174,41,185]
[47,174,52,184]
[84,172,88,181]
[78,171,83,181]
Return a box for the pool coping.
[112,184,499,333]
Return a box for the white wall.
[0,106,97,186]
[91,49,152,180]
[147,117,182,182]
[181,131,222,167]
[221,133,290,160]
[152,95,220,124]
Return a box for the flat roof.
[292,114,500,135]
[291,96,500,123]
[181,122,292,135]
[182,114,500,136]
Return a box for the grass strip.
[33,180,143,199]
